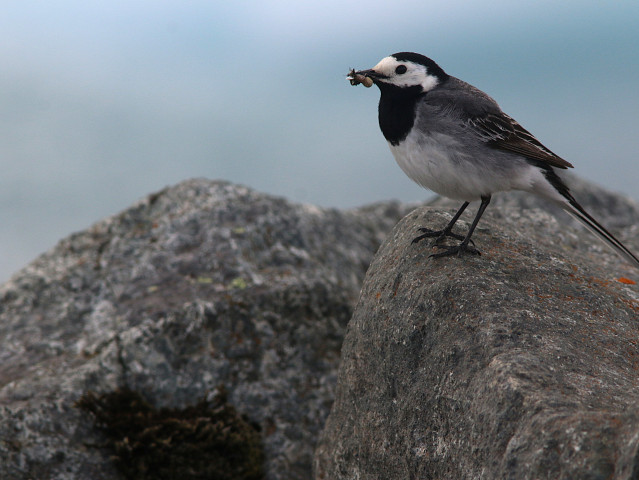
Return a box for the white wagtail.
[348,52,639,268]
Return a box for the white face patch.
[371,56,439,92]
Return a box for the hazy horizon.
[2,1,638,282]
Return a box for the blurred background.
[2,0,638,282]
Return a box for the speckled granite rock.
[0,179,409,480]
[314,195,639,479]
[3,175,639,480]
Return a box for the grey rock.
[0,179,410,480]
[3,175,639,479]
[314,197,639,479]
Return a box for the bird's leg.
[430,195,491,258]
[412,201,470,245]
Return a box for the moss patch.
[76,387,264,480]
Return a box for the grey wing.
[426,76,573,169]
[468,112,574,169]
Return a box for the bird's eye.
[395,65,407,74]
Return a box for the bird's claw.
[412,227,474,246]
[429,243,481,258]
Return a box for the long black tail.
[532,160,639,269]
[561,198,639,269]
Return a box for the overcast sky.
[2,1,638,281]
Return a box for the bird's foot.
[412,227,473,246]
[429,242,481,258]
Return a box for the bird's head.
[349,52,449,93]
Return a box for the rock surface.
[0,179,409,480]
[2,175,639,479]
[314,187,639,479]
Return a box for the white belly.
[389,131,545,202]
[389,132,483,200]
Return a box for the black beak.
[347,68,386,88]
[354,69,385,80]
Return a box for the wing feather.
[468,113,573,169]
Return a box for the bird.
[347,52,639,269]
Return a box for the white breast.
[389,128,539,202]
[389,131,483,201]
